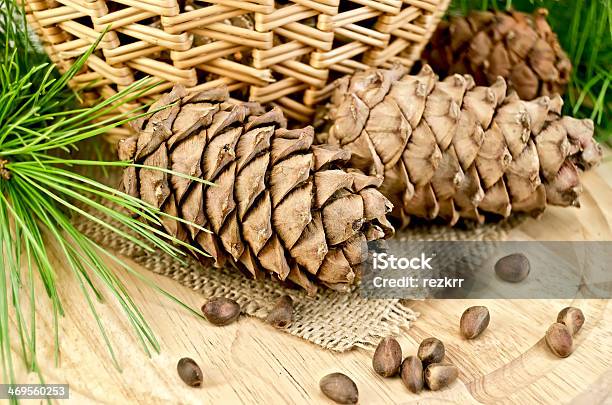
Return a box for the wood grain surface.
[5,154,612,404]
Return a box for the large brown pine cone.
[422,8,572,100]
[118,86,394,294]
[325,65,602,228]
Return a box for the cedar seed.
[545,322,573,358]
[319,372,358,404]
[266,295,294,329]
[424,362,458,391]
[372,337,402,377]
[417,337,445,367]
[495,253,530,282]
[177,357,203,387]
[400,356,424,393]
[557,307,585,336]
[460,306,490,339]
[202,297,241,326]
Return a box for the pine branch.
[0,1,206,397]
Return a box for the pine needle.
[1,1,208,397]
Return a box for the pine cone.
[119,86,394,294]
[325,65,602,227]
[422,8,572,100]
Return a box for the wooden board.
[6,155,612,404]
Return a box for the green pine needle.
[1,1,206,398]
[449,0,612,144]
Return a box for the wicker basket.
[24,0,449,138]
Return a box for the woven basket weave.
[23,0,449,138]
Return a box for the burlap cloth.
[76,215,520,352]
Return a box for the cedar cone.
[325,65,602,228]
[119,86,394,295]
[421,8,572,100]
